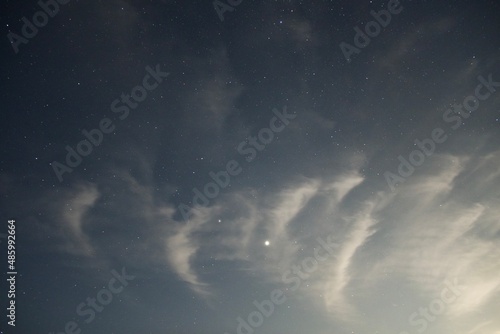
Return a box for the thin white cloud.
[166,206,216,297]
[467,321,493,334]
[187,47,244,131]
[59,183,100,256]
[165,178,323,296]
[317,198,379,319]
[332,152,499,331]
[134,144,499,334]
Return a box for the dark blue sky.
[1,0,500,333]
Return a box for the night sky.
[1,0,500,333]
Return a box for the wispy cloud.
[184,47,244,131]
[166,206,214,296]
[59,183,100,256]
